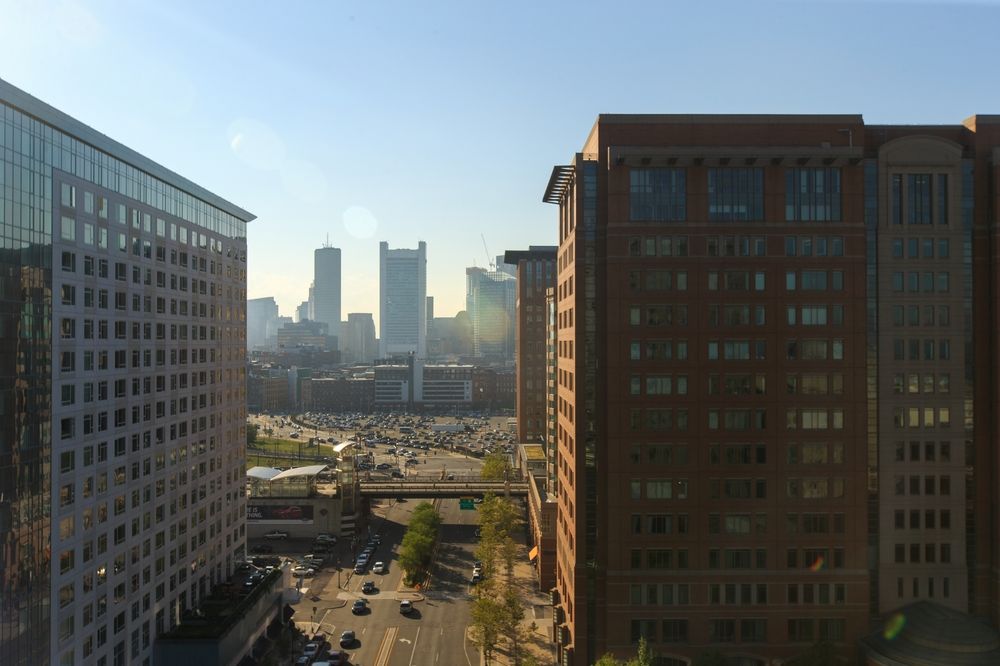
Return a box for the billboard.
[247,504,314,523]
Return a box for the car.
[447,474,455,480]
[294,656,311,666]
[302,554,325,566]
[316,533,337,543]
[399,599,413,614]
[302,642,321,659]
[263,530,289,540]
[353,562,366,574]
[361,580,376,594]
[339,630,356,648]
[372,561,387,574]
[249,543,274,553]
[391,470,404,478]
[474,560,483,569]
[376,463,391,470]
[471,573,482,584]
[475,527,481,537]
[291,566,316,577]
[244,573,264,588]
[234,561,256,573]
[325,651,344,666]
[351,599,368,614]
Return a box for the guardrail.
[359,480,529,498]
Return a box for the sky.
[2,0,1000,325]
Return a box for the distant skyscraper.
[313,246,341,344]
[379,241,427,358]
[248,297,279,350]
[466,266,516,361]
[295,300,310,322]
[0,78,254,666]
[343,313,377,364]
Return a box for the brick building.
[544,114,1000,665]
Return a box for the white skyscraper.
[379,241,427,358]
[313,246,341,344]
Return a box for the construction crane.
[481,234,496,270]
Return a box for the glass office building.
[0,78,254,666]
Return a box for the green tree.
[246,423,258,444]
[397,502,440,584]
[594,654,623,666]
[480,452,512,480]
[470,594,506,664]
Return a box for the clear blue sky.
[3,0,999,323]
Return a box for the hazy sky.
[3,0,999,324]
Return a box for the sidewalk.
[480,539,556,666]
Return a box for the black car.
[351,599,368,615]
[249,544,273,554]
[340,629,356,648]
[362,580,376,594]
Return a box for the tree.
[246,423,259,444]
[594,655,623,666]
[397,501,441,584]
[480,452,512,480]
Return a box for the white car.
[263,530,289,540]
[302,642,321,658]
[372,561,387,574]
[291,566,316,578]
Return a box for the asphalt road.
[295,496,483,666]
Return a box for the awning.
[528,546,539,561]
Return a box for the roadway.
[297,496,483,665]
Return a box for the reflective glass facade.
[0,80,251,666]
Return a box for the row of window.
[630,167,836,223]
[890,236,951,259]
[890,304,951,328]
[893,542,953,564]
[890,338,954,362]
[893,509,953,531]
[890,270,951,292]
[892,440,955,463]
[891,406,953,429]
[892,475,953,496]
[627,233,845,258]
[60,183,237,256]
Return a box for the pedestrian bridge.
[358,476,529,499]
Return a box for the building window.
[786,167,841,221]
[630,168,686,222]
[708,168,764,221]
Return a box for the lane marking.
[374,626,398,666]
[408,626,421,666]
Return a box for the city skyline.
[4,1,1000,323]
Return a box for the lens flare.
[809,556,825,572]
[883,612,906,640]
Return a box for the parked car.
[471,572,482,584]
[362,580,376,594]
[353,561,366,574]
[302,642,321,659]
[291,566,316,578]
[340,630,356,648]
[391,470,404,478]
[326,651,344,665]
[372,561,387,574]
[263,530,289,540]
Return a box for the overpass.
[359,476,529,499]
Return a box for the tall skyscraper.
[342,313,377,364]
[0,79,253,666]
[503,247,557,442]
[313,246,341,344]
[544,113,1000,665]
[466,266,516,362]
[247,296,279,350]
[379,241,427,358]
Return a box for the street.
[293,496,483,665]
